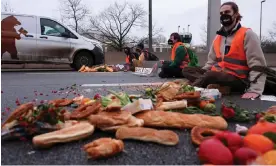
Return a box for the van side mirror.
[61,32,70,38]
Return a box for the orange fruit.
[243,134,274,154]
[262,150,276,165]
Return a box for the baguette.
[116,127,179,146]
[83,138,124,160]
[33,122,94,148]
[88,110,132,127]
[157,100,187,110]
[135,111,228,130]
[2,102,34,129]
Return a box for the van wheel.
[73,51,94,70]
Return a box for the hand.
[241,92,259,99]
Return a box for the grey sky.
[3,0,276,45]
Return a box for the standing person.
[159,33,191,78]
[182,1,267,99]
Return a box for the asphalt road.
[1,71,276,165]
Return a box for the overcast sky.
[2,0,276,45]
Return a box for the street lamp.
[187,25,190,33]
[149,0,153,52]
[178,26,180,33]
[260,0,266,41]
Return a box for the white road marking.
[81,82,164,87]
[25,72,74,75]
[24,72,123,75]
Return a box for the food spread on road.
[78,65,116,72]
[1,80,276,165]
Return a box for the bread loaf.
[2,102,34,129]
[88,110,132,127]
[33,121,94,148]
[116,127,179,146]
[135,111,228,130]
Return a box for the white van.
[1,12,105,70]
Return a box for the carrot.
[92,66,104,70]
[106,66,114,72]
[78,65,86,72]
[200,97,216,103]
[199,100,209,110]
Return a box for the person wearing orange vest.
[183,1,267,99]
[159,32,190,78]
[124,47,138,71]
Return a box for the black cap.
[137,43,144,50]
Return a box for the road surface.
[1,71,275,165]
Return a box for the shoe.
[207,84,231,95]
[158,72,168,78]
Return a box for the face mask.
[220,14,234,27]
[168,39,173,45]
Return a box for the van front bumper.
[92,46,105,64]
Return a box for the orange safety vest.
[171,42,190,69]
[125,55,130,64]
[211,27,250,79]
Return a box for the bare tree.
[1,0,14,12]
[59,0,89,32]
[268,21,276,41]
[85,2,146,51]
[200,23,207,46]
[154,34,167,44]
[126,23,164,44]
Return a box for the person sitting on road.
[182,1,267,99]
[124,47,139,71]
[159,33,192,78]
[132,43,159,67]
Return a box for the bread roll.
[83,138,124,160]
[135,111,228,130]
[116,127,179,146]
